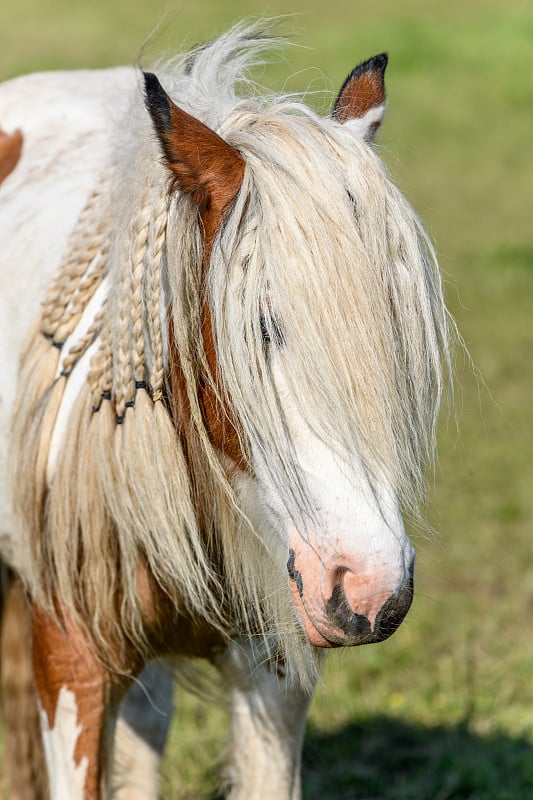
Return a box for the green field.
[1,0,533,798]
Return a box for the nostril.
[325,567,414,641]
[325,581,372,639]
[374,574,414,640]
[340,568,393,627]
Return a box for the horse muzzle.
[287,547,414,648]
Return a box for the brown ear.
[143,72,245,219]
[332,54,388,140]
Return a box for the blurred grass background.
[1,0,532,797]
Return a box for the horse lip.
[288,549,374,648]
[300,609,345,649]
[300,606,372,648]
[289,576,353,648]
[310,626,344,648]
[293,587,402,648]
[288,569,340,648]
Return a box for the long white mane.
[10,22,452,685]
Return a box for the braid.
[34,169,170,426]
[41,172,111,339]
[145,193,168,402]
[52,241,109,346]
[113,199,150,421]
[61,305,105,378]
[129,201,152,386]
[88,319,113,411]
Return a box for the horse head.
[143,51,436,653]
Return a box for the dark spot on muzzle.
[325,583,372,641]
[325,571,414,646]
[373,573,414,641]
[287,548,304,598]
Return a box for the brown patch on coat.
[333,54,387,124]
[165,103,247,467]
[31,604,124,798]
[1,575,50,800]
[136,559,226,661]
[196,157,249,469]
[28,577,224,797]
[0,129,23,184]
[199,300,248,468]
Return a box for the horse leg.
[1,573,49,800]
[112,659,174,800]
[31,604,126,799]
[218,641,314,800]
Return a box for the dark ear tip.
[143,71,171,133]
[348,52,388,84]
[143,71,156,93]
[370,53,388,73]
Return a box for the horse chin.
[289,579,343,649]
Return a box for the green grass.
[2,0,533,797]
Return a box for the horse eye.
[260,316,271,344]
[260,315,284,347]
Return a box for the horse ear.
[332,54,388,141]
[143,71,245,214]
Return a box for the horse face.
[146,53,419,650]
[243,352,415,649]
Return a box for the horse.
[0,21,452,799]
